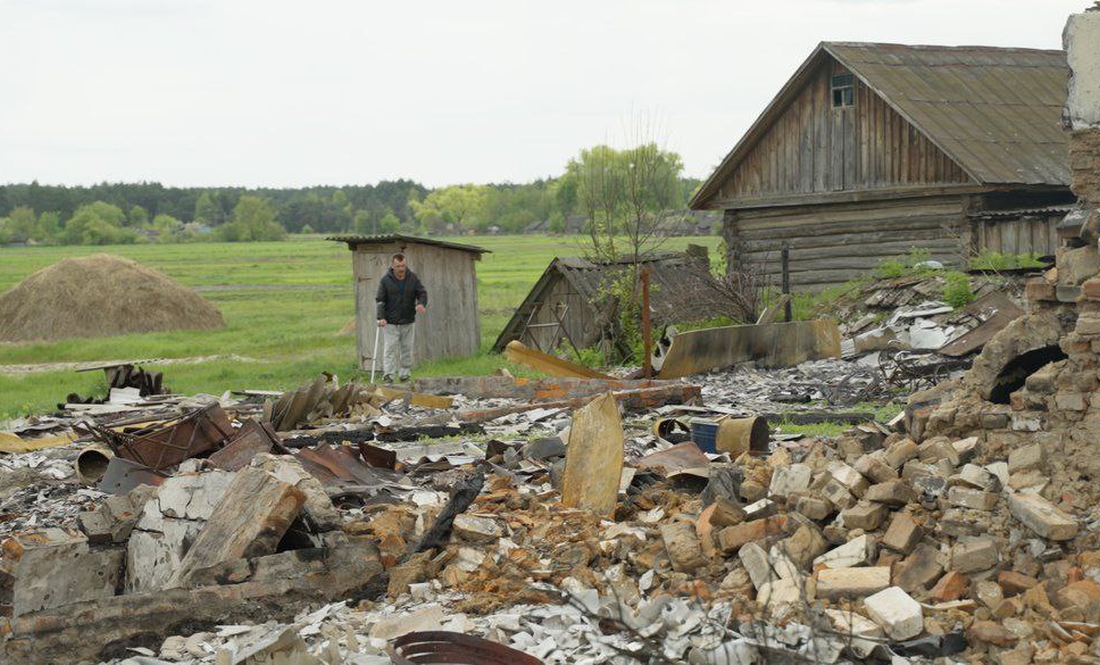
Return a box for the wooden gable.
[703,55,974,206]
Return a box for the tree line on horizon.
[0,145,703,245]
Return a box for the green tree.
[194,191,221,225]
[129,205,149,227]
[8,206,38,242]
[352,210,374,235]
[151,213,183,241]
[409,184,490,233]
[377,210,398,233]
[38,211,62,240]
[219,196,287,242]
[62,202,138,245]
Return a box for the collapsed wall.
[908,12,1100,510]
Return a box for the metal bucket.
[716,416,770,457]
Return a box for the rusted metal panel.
[938,291,1025,357]
[358,442,397,470]
[637,442,711,476]
[391,631,543,664]
[655,320,842,379]
[87,404,234,470]
[503,341,611,379]
[208,420,279,471]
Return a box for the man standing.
[375,253,427,382]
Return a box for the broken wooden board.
[168,466,306,588]
[656,319,841,379]
[560,393,624,514]
[374,386,453,410]
[756,294,791,325]
[410,375,675,401]
[938,291,1024,357]
[503,340,612,379]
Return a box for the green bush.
[874,248,945,279]
[942,271,975,308]
[969,249,1046,272]
[874,258,907,279]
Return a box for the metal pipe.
[76,443,116,486]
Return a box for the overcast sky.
[0,0,1086,188]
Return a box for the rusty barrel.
[716,416,770,457]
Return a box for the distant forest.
[0,146,704,245]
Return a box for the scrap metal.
[79,403,234,470]
[654,320,842,379]
[503,340,612,379]
[391,631,543,665]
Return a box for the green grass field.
[0,235,721,418]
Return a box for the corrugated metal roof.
[327,234,490,254]
[969,204,1073,219]
[691,42,1070,209]
[825,43,1070,187]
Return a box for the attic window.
[831,73,854,108]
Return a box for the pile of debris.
[0,342,1096,664]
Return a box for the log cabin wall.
[731,194,970,291]
[715,60,974,201]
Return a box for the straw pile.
[0,254,225,342]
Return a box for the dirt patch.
[0,354,261,376]
[0,254,225,342]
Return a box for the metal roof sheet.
[327,234,490,254]
[824,42,1069,186]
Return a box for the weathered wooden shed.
[691,42,1075,291]
[329,234,488,369]
[492,249,743,354]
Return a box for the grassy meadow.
[0,234,721,418]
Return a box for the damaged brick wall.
[908,10,1100,511]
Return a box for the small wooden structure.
[492,249,742,354]
[692,42,1075,291]
[329,234,488,369]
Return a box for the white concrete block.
[864,586,923,640]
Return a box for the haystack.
[0,254,225,342]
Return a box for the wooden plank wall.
[352,243,481,369]
[733,195,968,290]
[718,60,972,200]
[973,216,1060,256]
[522,274,600,352]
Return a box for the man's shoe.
[382,374,395,383]
[398,373,411,382]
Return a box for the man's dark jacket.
[375,268,428,325]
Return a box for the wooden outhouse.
[330,234,488,369]
[692,42,1075,291]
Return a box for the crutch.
[370,321,381,384]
